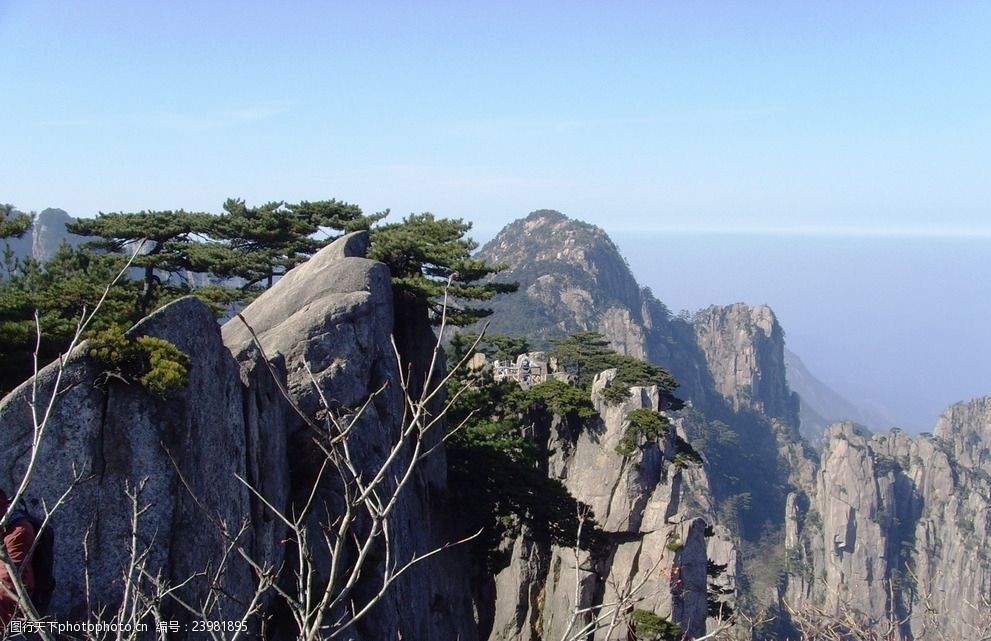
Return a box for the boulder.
[0,296,288,626]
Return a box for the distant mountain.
[477,210,815,542]
[1,207,84,263]
[479,210,991,639]
[477,209,712,404]
[784,347,894,446]
[478,210,803,427]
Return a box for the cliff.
[0,232,476,640]
[477,210,712,404]
[480,367,736,640]
[478,211,815,541]
[692,304,798,426]
[5,207,981,640]
[784,400,991,639]
[0,296,287,625]
[0,207,84,264]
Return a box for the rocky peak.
[32,208,80,261]
[478,210,647,349]
[484,367,727,640]
[1,206,84,264]
[692,303,799,427]
[785,411,991,640]
[1,232,476,640]
[934,396,991,473]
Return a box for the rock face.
[785,402,991,639]
[0,207,84,263]
[223,230,476,641]
[0,231,476,640]
[935,396,991,473]
[482,367,734,641]
[477,210,712,404]
[477,211,810,431]
[0,296,289,625]
[478,210,819,619]
[692,304,798,427]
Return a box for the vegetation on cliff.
[368,212,518,326]
[0,202,516,397]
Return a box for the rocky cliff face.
[477,211,703,398]
[935,396,991,473]
[0,232,476,640]
[478,210,649,355]
[478,210,798,423]
[785,401,991,639]
[692,304,798,427]
[0,296,288,624]
[482,368,736,640]
[477,210,819,616]
[0,207,83,263]
[223,231,476,641]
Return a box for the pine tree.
[67,210,219,315]
[549,330,681,407]
[0,244,141,395]
[0,204,33,240]
[368,213,517,326]
[213,198,384,288]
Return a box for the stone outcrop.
[0,296,289,625]
[477,210,711,403]
[934,396,991,473]
[0,231,476,640]
[691,304,815,497]
[477,210,818,626]
[482,367,732,640]
[785,402,991,639]
[223,230,475,641]
[0,207,84,264]
[692,304,798,426]
[477,210,806,428]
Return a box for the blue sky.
[3,1,991,429]
[3,1,990,236]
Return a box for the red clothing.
[0,517,36,625]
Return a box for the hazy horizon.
[610,229,991,432]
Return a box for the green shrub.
[135,336,191,396]
[88,324,190,396]
[527,379,596,419]
[630,609,682,640]
[601,378,631,405]
[616,408,669,456]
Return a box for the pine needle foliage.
[369,213,518,325]
[88,324,190,396]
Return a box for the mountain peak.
[523,209,568,223]
[477,211,646,343]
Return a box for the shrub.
[616,408,669,456]
[631,609,682,640]
[602,378,632,405]
[88,324,190,396]
[527,379,596,419]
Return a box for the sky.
[612,231,991,431]
[2,1,990,429]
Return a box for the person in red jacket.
[0,489,35,627]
